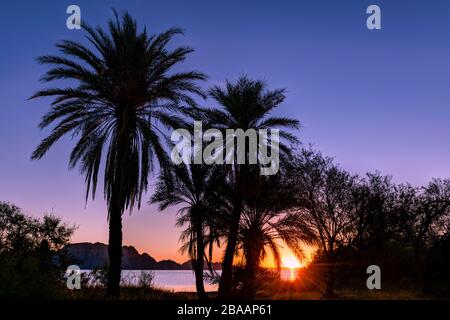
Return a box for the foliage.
[0,202,76,299]
[30,9,206,296]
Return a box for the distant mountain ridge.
[62,242,221,270]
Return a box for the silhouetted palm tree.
[199,76,300,298]
[238,176,316,299]
[29,10,206,297]
[151,163,226,300]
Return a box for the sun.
[282,255,302,269]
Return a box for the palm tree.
[199,76,300,298]
[29,10,206,297]
[237,176,316,299]
[151,163,226,300]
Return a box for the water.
[83,269,297,292]
[123,270,220,292]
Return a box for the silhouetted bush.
[0,202,76,299]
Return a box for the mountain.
[181,259,222,270]
[62,242,158,269]
[61,242,221,270]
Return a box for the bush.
[0,202,76,299]
[137,271,154,288]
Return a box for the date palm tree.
[29,10,206,297]
[151,163,227,300]
[199,76,300,298]
[238,176,316,299]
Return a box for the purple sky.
[1,0,450,262]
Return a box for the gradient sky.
[1,0,450,263]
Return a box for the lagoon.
[106,269,298,292]
[81,269,297,292]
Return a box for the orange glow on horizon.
[260,245,315,269]
[281,255,303,269]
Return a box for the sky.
[1,0,450,263]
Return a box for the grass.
[65,286,195,300]
[253,277,447,300]
[67,286,441,300]
[54,274,450,300]
[265,289,438,300]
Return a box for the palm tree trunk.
[219,165,245,299]
[242,246,260,299]
[106,121,128,298]
[195,213,208,300]
[218,220,238,298]
[218,198,242,299]
[106,203,122,298]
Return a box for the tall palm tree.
[30,10,206,297]
[200,76,300,298]
[151,163,226,300]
